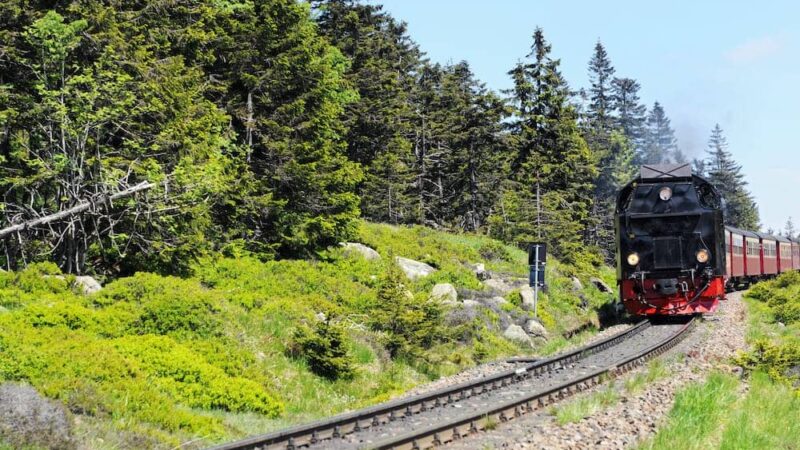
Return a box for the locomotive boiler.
[615,164,727,315]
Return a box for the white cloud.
[724,35,785,64]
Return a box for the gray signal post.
[528,243,546,317]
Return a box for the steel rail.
[207,320,649,450]
[369,317,696,450]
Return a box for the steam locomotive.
[615,164,727,315]
[616,164,800,316]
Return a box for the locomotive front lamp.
[626,252,640,266]
[658,187,673,201]
[696,249,710,263]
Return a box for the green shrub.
[113,335,283,416]
[98,273,222,337]
[289,318,355,380]
[733,339,800,385]
[478,240,513,262]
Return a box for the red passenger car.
[756,232,778,276]
[790,237,800,270]
[777,236,793,273]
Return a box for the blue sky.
[371,0,800,233]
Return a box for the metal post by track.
[528,243,546,317]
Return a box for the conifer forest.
[0,0,763,276]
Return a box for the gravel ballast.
[446,292,748,449]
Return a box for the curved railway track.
[209,318,694,450]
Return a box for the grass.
[624,359,669,394]
[638,372,739,450]
[551,384,619,424]
[719,371,800,449]
[642,272,800,450]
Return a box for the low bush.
[289,318,356,380]
[732,339,800,385]
[99,273,222,337]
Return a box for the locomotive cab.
[616,164,727,315]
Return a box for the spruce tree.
[611,77,647,149]
[586,41,616,138]
[314,0,421,224]
[583,42,626,259]
[705,124,760,229]
[641,101,679,164]
[499,28,597,259]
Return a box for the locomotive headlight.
[659,187,673,201]
[626,252,640,266]
[696,249,710,263]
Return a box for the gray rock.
[590,277,613,294]
[462,299,482,308]
[340,242,381,261]
[0,383,73,450]
[524,319,548,337]
[315,312,327,322]
[445,304,479,327]
[483,278,512,293]
[491,296,508,305]
[503,324,532,347]
[74,276,102,294]
[519,286,536,310]
[395,257,437,280]
[430,283,458,305]
[571,276,584,291]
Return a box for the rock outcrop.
[340,242,381,261]
[0,383,73,450]
[503,324,532,346]
[430,283,458,305]
[395,257,437,280]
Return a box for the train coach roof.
[724,225,759,238]
[773,235,791,243]
[754,231,781,242]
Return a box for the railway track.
[209,318,693,450]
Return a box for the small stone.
[483,278,511,293]
[462,299,481,308]
[519,286,536,310]
[340,242,381,261]
[524,319,547,337]
[430,283,458,305]
[571,276,584,291]
[395,256,437,280]
[491,296,508,305]
[74,276,102,294]
[503,324,532,346]
[315,312,327,322]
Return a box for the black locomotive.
[615,164,726,315]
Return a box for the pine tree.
[499,28,597,259]
[705,124,760,229]
[611,77,647,149]
[641,101,679,164]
